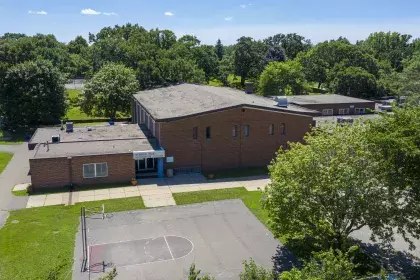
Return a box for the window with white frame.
[232,125,238,137]
[355,108,365,115]
[83,163,108,178]
[339,108,349,115]
[322,109,333,116]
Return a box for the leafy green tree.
[217,55,234,86]
[193,45,219,81]
[264,33,312,59]
[215,39,224,60]
[234,37,266,86]
[258,61,306,96]
[189,263,215,280]
[265,45,286,64]
[67,35,89,55]
[239,259,277,280]
[367,106,420,245]
[280,249,356,280]
[80,63,138,119]
[0,60,66,129]
[264,123,420,251]
[329,65,377,98]
[362,31,412,71]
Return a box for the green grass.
[73,122,108,127]
[0,196,146,280]
[11,190,28,196]
[66,89,80,101]
[0,152,13,174]
[173,187,270,229]
[204,166,269,180]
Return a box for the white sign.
[133,150,165,160]
[166,156,174,163]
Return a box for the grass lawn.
[0,152,13,174]
[173,187,269,229]
[204,166,268,180]
[0,196,146,280]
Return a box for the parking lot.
[72,200,282,280]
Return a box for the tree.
[366,106,420,246]
[264,33,312,59]
[239,259,277,280]
[80,63,138,119]
[234,37,266,86]
[215,39,224,60]
[329,65,377,98]
[0,60,66,129]
[265,45,286,64]
[264,123,420,251]
[98,268,117,280]
[280,249,355,280]
[217,55,234,86]
[258,61,306,96]
[67,35,88,55]
[189,263,215,280]
[363,31,412,71]
[193,45,219,81]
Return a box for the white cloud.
[103,12,118,16]
[225,17,233,21]
[240,4,252,8]
[28,10,47,15]
[81,8,101,15]
[164,12,174,16]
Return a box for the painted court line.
[164,235,175,260]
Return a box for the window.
[269,124,274,135]
[280,123,286,135]
[193,127,198,140]
[206,127,211,139]
[322,109,334,116]
[244,125,249,137]
[355,108,365,115]
[83,163,108,178]
[232,125,238,137]
[339,108,349,115]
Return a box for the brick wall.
[30,153,135,189]
[159,107,313,172]
[297,102,375,115]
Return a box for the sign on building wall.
[133,150,165,160]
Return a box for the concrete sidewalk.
[25,174,270,209]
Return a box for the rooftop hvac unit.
[275,97,288,107]
[51,135,60,143]
[66,122,74,133]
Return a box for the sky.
[1,0,420,45]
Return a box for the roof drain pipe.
[67,157,73,206]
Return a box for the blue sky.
[1,0,420,44]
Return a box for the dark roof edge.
[31,151,134,160]
[150,104,317,122]
[289,100,375,106]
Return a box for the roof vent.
[66,122,74,133]
[51,135,60,143]
[87,127,92,131]
[275,97,289,107]
[245,82,254,94]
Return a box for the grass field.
[0,197,146,280]
[0,152,13,174]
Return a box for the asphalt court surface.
[72,199,282,280]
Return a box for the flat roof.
[133,84,318,121]
[284,94,375,105]
[32,138,160,159]
[30,124,149,145]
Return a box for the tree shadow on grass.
[354,240,420,280]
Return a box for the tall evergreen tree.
[215,39,224,60]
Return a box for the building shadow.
[355,241,420,280]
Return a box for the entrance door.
[135,158,157,172]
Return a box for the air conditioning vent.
[275,97,288,107]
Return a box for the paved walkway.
[0,144,30,226]
[26,174,270,209]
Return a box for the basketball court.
[72,200,282,280]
